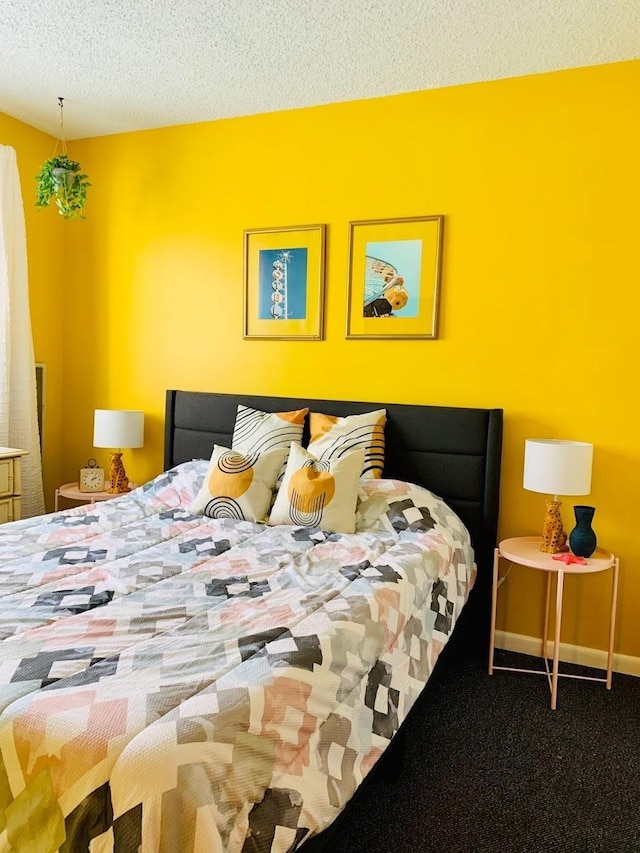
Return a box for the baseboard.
[494,630,640,678]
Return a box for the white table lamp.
[523,439,593,554]
[94,409,144,494]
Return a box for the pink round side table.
[488,536,619,710]
[54,482,135,511]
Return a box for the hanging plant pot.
[51,167,71,187]
[35,154,90,220]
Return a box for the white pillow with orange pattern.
[307,409,386,479]
[268,443,366,534]
[190,445,286,522]
[232,405,308,455]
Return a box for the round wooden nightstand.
[488,536,619,710]
[54,482,135,511]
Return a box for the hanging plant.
[35,154,90,219]
[34,98,91,220]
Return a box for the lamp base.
[107,452,130,494]
[540,498,569,554]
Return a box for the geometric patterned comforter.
[0,461,474,852]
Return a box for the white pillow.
[308,409,386,479]
[232,405,308,455]
[268,443,365,534]
[191,445,286,522]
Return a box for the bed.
[0,391,502,852]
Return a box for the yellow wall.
[59,59,639,656]
[0,112,65,506]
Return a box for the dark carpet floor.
[302,650,640,853]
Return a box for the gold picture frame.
[346,215,444,340]
[243,224,326,340]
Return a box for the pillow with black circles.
[268,443,366,534]
[190,445,286,523]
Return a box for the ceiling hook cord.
[58,97,67,156]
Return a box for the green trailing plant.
[35,153,91,220]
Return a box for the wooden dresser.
[0,447,28,524]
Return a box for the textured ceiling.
[2,0,639,140]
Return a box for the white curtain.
[0,145,45,518]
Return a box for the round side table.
[488,536,619,710]
[54,482,131,511]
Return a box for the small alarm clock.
[79,458,105,493]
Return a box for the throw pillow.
[232,405,308,456]
[308,408,386,479]
[268,443,365,534]
[191,445,286,522]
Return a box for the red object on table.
[552,552,588,565]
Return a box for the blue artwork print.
[258,248,308,320]
[363,239,422,318]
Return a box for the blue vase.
[569,505,597,558]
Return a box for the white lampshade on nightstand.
[93,409,144,494]
[523,439,593,554]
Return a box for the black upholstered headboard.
[164,390,502,649]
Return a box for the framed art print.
[244,224,326,340]
[346,215,444,339]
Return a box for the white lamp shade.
[523,439,593,496]
[94,410,144,449]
